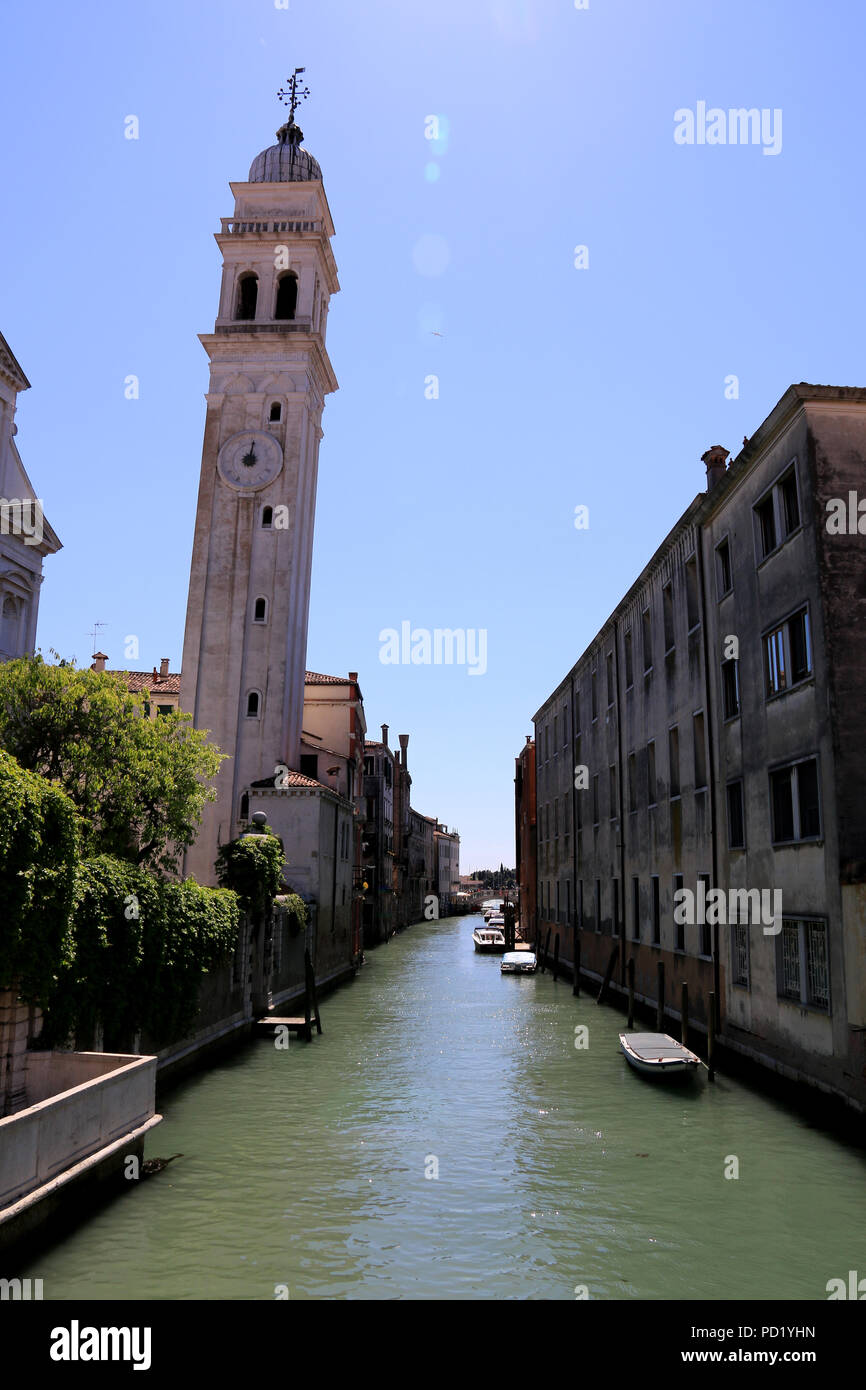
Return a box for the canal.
[26,915,866,1300]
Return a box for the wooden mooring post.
[681,981,688,1048]
[627,956,635,1027]
[539,927,551,973]
[656,961,665,1031]
[552,934,560,982]
[304,950,323,1039]
[572,926,580,997]
[597,943,619,1005]
[707,990,715,1082]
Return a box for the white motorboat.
[473,925,506,953]
[501,951,537,974]
[619,1032,702,1079]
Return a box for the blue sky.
[2,0,864,870]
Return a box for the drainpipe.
[614,619,627,984]
[697,527,721,1032]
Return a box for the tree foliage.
[0,656,225,873]
[0,751,78,1001]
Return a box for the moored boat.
[619,1032,702,1079]
[473,925,506,953]
[501,951,537,975]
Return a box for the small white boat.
[619,1032,701,1079]
[501,951,537,975]
[473,925,506,953]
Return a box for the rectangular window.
[778,919,830,1011]
[685,556,699,630]
[669,726,680,798]
[716,538,732,598]
[300,753,318,779]
[627,752,637,812]
[651,876,660,944]
[693,712,707,790]
[578,879,584,930]
[755,493,777,559]
[780,469,801,537]
[770,758,821,843]
[591,669,598,721]
[609,764,617,820]
[364,755,375,776]
[722,658,740,719]
[592,774,599,826]
[647,741,657,805]
[663,581,675,652]
[764,607,811,697]
[575,688,582,737]
[674,873,685,952]
[642,608,653,672]
[632,876,640,941]
[612,878,619,935]
[553,713,558,752]
[727,780,745,849]
[732,921,750,987]
[624,630,633,688]
[698,873,711,957]
[595,879,602,934]
[606,652,615,707]
[554,799,559,839]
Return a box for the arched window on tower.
[269,402,282,422]
[253,597,268,624]
[274,272,298,320]
[261,506,273,529]
[0,595,21,656]
[246,691,261,718]
[236,273,258,321]
[239,792,249,822]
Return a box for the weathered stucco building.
[532,383,866,1113]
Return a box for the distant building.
[408,810,437,921]
[361,729,397,944]
[514,735,537,943]
[0,330,61,660]
[531,384,866,1113]
[92,654,180,716]
[434,823,460,916]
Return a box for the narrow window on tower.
[239,792,249,822]
[269,402,282,422]
[253,597,268,623]
[261,506,273,529]
[274,271,298,320]
[246,691,261,718]
[236,272,258,321]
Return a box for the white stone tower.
[181,98,339,885]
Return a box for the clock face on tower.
[217,431,283,491]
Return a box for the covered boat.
[473,925,506,953]
[619,1032,702,1079]
[501,951,537,975]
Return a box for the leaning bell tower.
[181,73,339,884]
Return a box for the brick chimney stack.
[702,444,729,491]
[160,658,170,678]
[381,723,389,748]
[399,733,409,768]
[91,652,107,673]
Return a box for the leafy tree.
[0,655,225,874]
[0,750,78,1002]
[215,827,285,921]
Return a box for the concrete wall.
[0,1053,157,1209]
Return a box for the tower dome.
[248,120,322,183]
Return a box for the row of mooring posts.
[551,926,716,1081]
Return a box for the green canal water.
[25,915,866,1300]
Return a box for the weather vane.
[278,67,310,124]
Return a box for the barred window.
[778,919,830,1012]
[732,920,750,987]
[781,922,800,999]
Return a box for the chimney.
[91,652,107,673]
[525,733,532,745]
[399,733,409,768]
[348,671,358,683]
[381,723,389,748]
[702,444,729,491]
[160,658,170,678]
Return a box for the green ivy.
[0,750,78,1002]
[40,856,241,1050]
[215,829,285,918]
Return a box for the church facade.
[0,331,61,662]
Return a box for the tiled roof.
[250,770,331,791]
[108,670,181,694]
[305,671,350,686]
